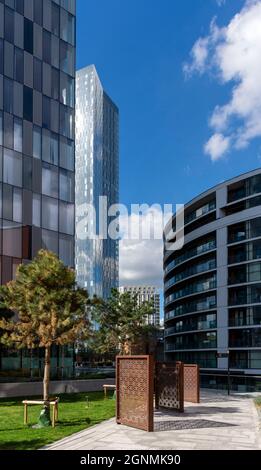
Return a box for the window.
[14,118,22,153]
[42,130,58,165]
[51,67,59,100]
[32,193,41,227]
[4,79,13,114]
[52,2,60,36]
[0,39,3,74]
[34,0,43,26]
[3,149,22,187]
[24,18,34,55]
[60,41,74,76]
[2,220,22,258]
[33,126,41,159]
[23,86,33,122]
[61,0,76,15]
[42,196,58,231]
[249,174,261,196]
[42,229,58,255]
[60,137,74,170]
[33,58,42,92]
[13,188,22,223]
[23,156,32,190]
[250,218,261,239]
[42,96,51,129]
[60,9,75,45]
[0,111,3,146]
[3,184,13,220]
[14,48,24,84]
[15,0,24,15]
[59,169,74,202]
[59,234,74,266]
[43,30,51,64]
[42,163,58,198]
[5,7,14,44]
[50,133,58,165]
[59,201,74,235]
[60,104,73,138]
[60,72,74,107]
[4,113,13,149]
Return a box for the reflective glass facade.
[75,65,119,298]
[0,0,76,376]
[164,169,261,391]
[0,0,76,276]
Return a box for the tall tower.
[76,65,119,298]
[0,0,76,374]
[0,0,76,277]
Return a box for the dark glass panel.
[23,86,33,122]
[24,18,34,55]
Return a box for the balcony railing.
[165,240,216,273]
[165,320,217,336]
[165,280,217,305]
[165,259,216,289]
[165,341,217,351]
[184,200,216,225]
[165,296,217,320]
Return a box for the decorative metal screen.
[116,355,154,432]
[155,362,184,412]
[184,364,200,403]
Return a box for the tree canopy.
[0,250,91,407]
[92,288,157,355]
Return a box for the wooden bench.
[103,384,116,398]
[22,398,59,428]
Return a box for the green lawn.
[0,392,116,450]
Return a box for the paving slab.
[43,390,261,450]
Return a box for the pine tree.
[0,250,91,425]
[93,288,157,355]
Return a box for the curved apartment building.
[164,169,261,391]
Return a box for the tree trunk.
[43,346,51,403]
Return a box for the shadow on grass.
[0,401,23,407]
[0,439,46,451]
[58,392,106,403]
[58,417,91,427]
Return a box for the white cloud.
[183,37,210,76]
[216,0,226,6]
[119,207,172,287]
[120,238,163,286]
[204,133,230,161]
[184,0,261,161]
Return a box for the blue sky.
[77,0,261,295]
[77,0,260,208]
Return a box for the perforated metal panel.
[184,364,200,403]
[116,356,154,432]
[155,362,184,412]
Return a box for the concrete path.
[43,390,261,450]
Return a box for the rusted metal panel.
[116,355,154,432]
[184,364,200,403]
[155,361,184,412]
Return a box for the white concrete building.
[119,286,160,326]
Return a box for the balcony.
[165,320,217,336]
[165,259,216,289]
[165,240,216,273]
[165,279,216,305]
[165,295,217,320]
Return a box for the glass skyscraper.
[76,65,119,299]
[0,0,76,376]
